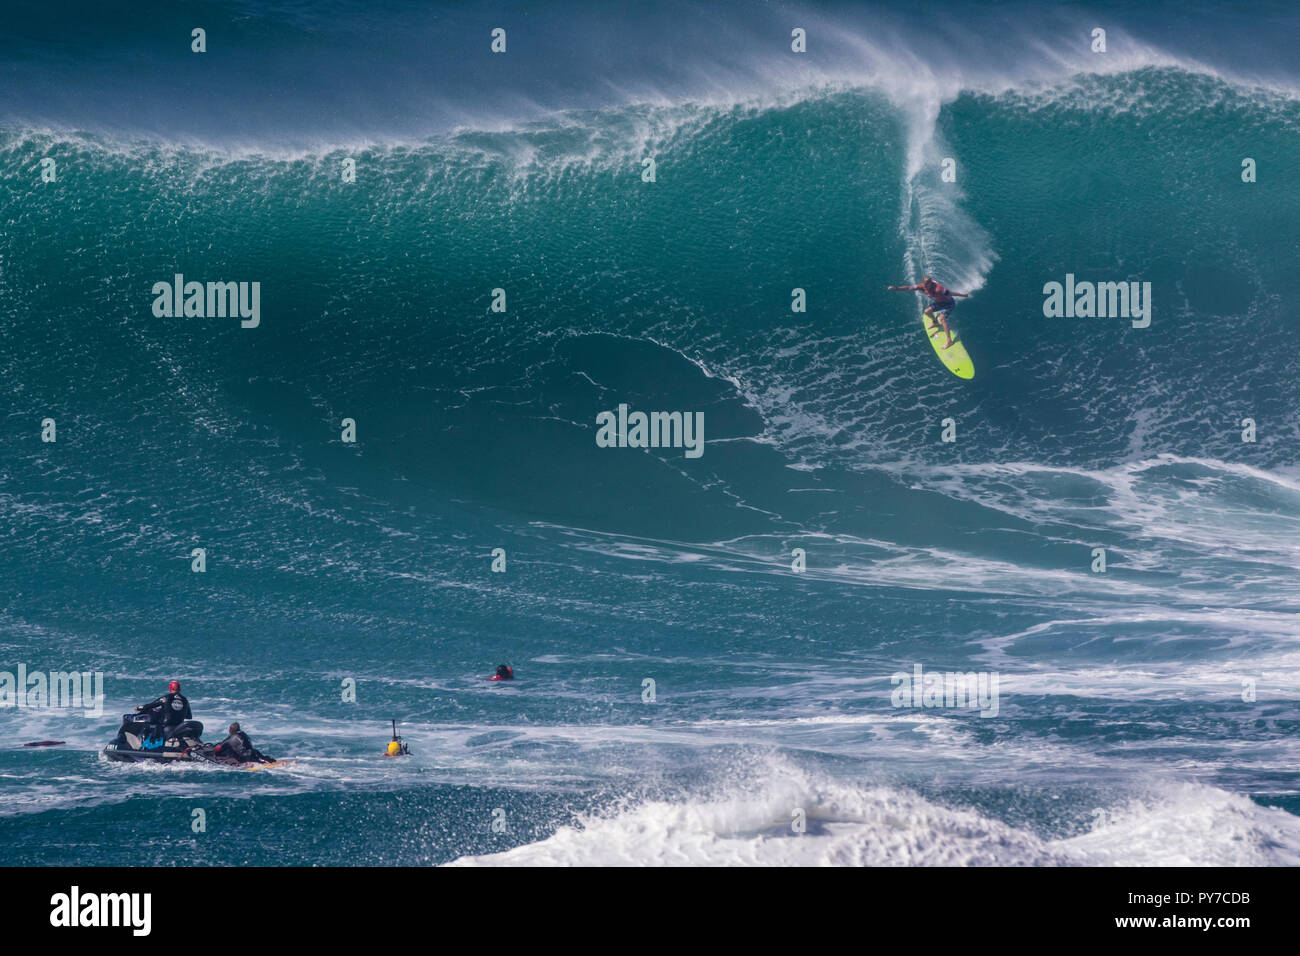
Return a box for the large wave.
[4,5,1300,866]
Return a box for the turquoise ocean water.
[2,1,1299,865]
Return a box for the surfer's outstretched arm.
[952,291,971,297]
[887,284,920,291]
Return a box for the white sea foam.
[449,758,1300,866]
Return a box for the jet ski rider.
[135,680,191,737]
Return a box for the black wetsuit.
[138,693,192,735]
[215,730,271,763]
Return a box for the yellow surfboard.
[922,312,974,379]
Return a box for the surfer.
[212,722,273,764]
[489,664,514,681]
[888,276,969,348]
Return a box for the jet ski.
[102,713,205,763]
[103,712,281,767]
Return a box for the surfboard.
[922,312,974,379]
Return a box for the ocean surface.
[2,0,1299,866]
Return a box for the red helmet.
[168,680,180,694]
